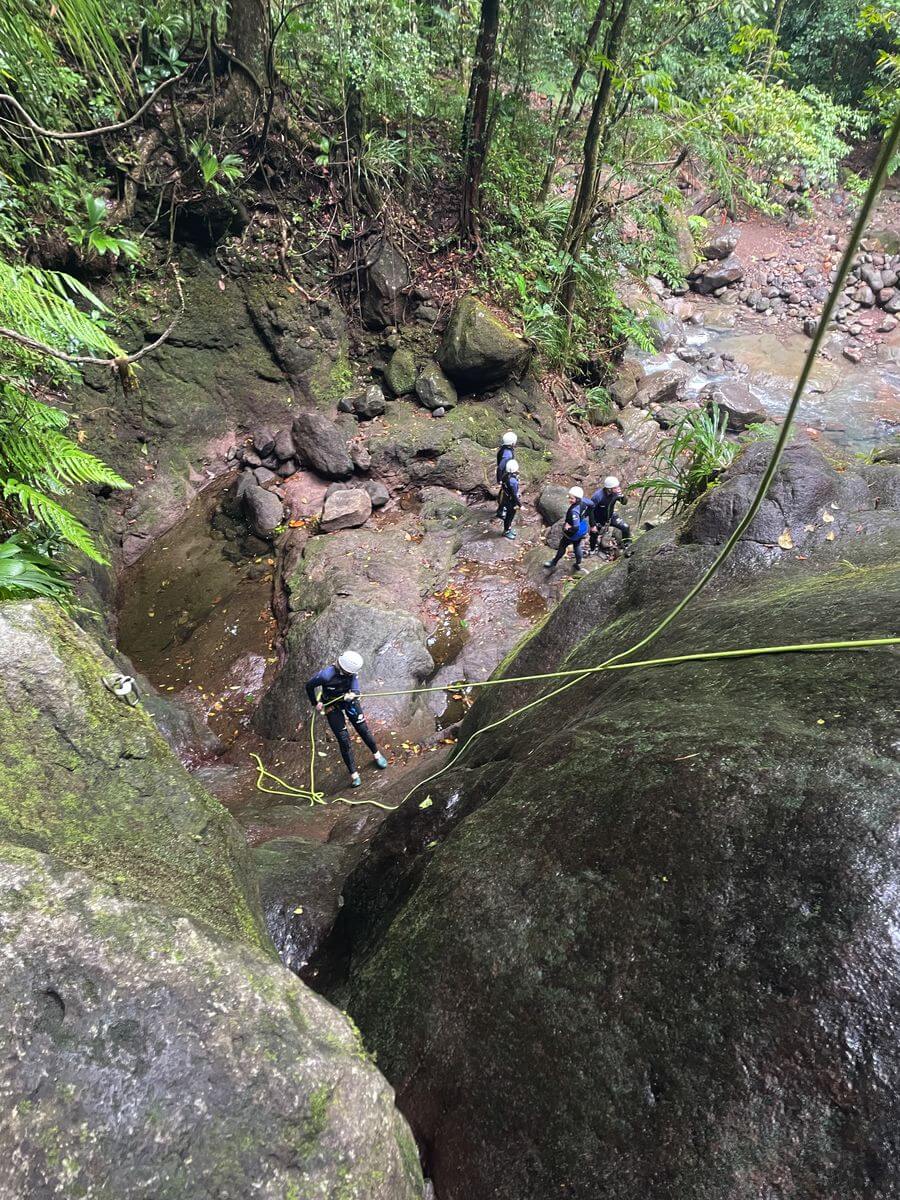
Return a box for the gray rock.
[273,428,296,461]
[253,836,359,974]
[292,411,354,479]
[634,368,688,408]
[646,315,685,352]
[438,295,531,391]
[253,466,278,487]
[701,226,740,260]
[693,255,745,294]
[0,848,422,1200]
[320,488,373,532]
[609,359,645,408]
[415,361,458,411]
[431,406,446,418]
[351,443,372,472]
[361,241,410,329]
[652,401,693,430]
[384,347,417,396]
[340,386,387,420]
[855,284,876,307]
[252,425,276,456]
[243,482,284,537]
[699,380,767,432]
[276,458,297,478]
[536,485,572,525]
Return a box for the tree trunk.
[460,0,501,239]
[557,0,632,317]
[538,0,608,204]
[226,0,270,87]
[763,0,787,83]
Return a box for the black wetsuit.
[305,664,377,774]
[588,488,630,551]
[550,500,591,568]
[498,473,521,533]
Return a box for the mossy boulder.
[0,845,422,1200]
[0,600,263,945]
[438,296,531,391]
[384,347,418,396]
[328,447,900,1200]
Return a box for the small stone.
[878,315,898,333]
[273,429,295,462]
[843,345,864,364]
[431,406,446,418]
[254,467,278,487]
[252,426,276,457]
[320,488,372,532]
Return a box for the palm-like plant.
[634,403,736,519]
[0,534,74,603]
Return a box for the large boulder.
[361,242,410,329]
[536,484,571,525]
[415,361,458,411]
[0,601,423,1199]
[320,487,373,532]
[634,367,689,407]
[291,411,354,479]
[326,449,900,1200]
[700,380,768,433]
[438,296,531,391]
[693,254,745,294]
[0,847,422,1200]
[255,527,450,743]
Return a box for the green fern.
[0,533,74,603]
[0,266,130,566]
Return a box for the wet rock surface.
[323,447,900,1200]
[0,846,422,1200]
[291,411,355,479]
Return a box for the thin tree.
[556,0,633,318]
[538,0,609,203]
[460,0,501,238]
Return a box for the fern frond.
[1,479,107,562]
[1,428,129,489]
[0,262,121,360]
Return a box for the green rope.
[251,637,897,804]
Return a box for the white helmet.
[568,486,584,500]
[505,459,519,474]
[338,650,364,673]
[502,431,518,446]
[604,476,620,489]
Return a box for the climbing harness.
[251,112,900,813]
[102,673,140,706]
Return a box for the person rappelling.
[588,476,632,555]
[497,458,521,540]
[304,651,389,788]
[496,430,518,483]
[544,485,591,574]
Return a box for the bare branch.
[0,70,188,142]
[0,271,185,369]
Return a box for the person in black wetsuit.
[497,459,521,540]
[544,486,591,574]
[496,430,518,483]
[588,476,631,555]
[304,651,388,787]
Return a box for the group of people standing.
[304,429,635,788]
[495,430,631,573]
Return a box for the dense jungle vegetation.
[0,0,897,595]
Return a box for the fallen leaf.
[293,906,304,915]
[822,511,834,523]
[777,529,794,550]
[804,523,815,532]
[825,530,835,541]
[817,718,826,725]
[419,797,433,810]
[218,278,226,291]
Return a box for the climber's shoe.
[374,752,388,769]
[350,772,362,788]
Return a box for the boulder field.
[321,443,900,1200]
[0,601,422,1199]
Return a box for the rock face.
[291,411,354,479]
[326,447,900,1200]
[243,481,284,537]
[320,487,373,532]
[438,296,531,391]
[415,361,458,410]
[701,226,740,260]
[0,601,423,1200]
[255,526,448,742]
[700,380,768,432]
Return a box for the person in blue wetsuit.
[544,486,590,574]
[496,430,518,483]
[305,650,388,787]
[497,459,521,540]
[588,475,631,555]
